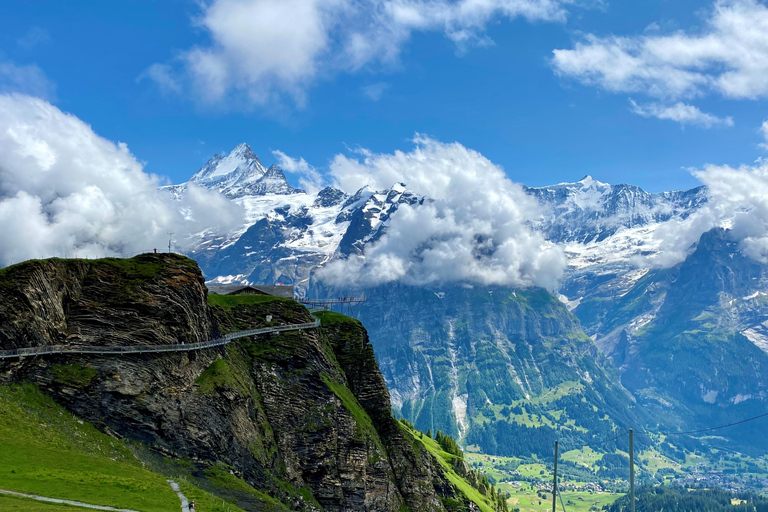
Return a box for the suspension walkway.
[0,319,320,360]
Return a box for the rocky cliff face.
[0,254,479,512]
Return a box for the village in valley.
[462,446,768,512]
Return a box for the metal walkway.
[0,319,320,360]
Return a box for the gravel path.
[168,480,190,511]
[0,488,140,511]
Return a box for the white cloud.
[640,159,768,267]
[0,94,243,267]
[693,161,768,263]
[553,0,768,100]
[0,60,55,99]
[271,149,325,192]
[146,0,576,107]
[702,163,768,263]
[361,82,390,101]
[317,136,566,289]
[629,99,733,127]
[759,120,768,150]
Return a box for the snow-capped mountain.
[178,148,425,291]
[525,175,707,244]
[169,143,768,453]
[192,142,266,187]
[523,176,708,300]
[163,143,303,199]
[174,145,707,293]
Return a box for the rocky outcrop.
[0,254,214,349]
[321,316,470,511]
[0,254,480,512]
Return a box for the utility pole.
[167,232,174,253]
[552,440,559,512]
[629,429,635,512]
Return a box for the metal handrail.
[0,319,320,359]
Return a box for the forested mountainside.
[165,143,768,457]
[342,283,642,458]
[0,254,502,512]
[606,486,768,512]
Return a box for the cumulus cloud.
[553,0,768,100]
[629,99,733,128]
[317,136,566,289]
[639,159,768,267]
[693,162,768,262]
[271,149,325,192]
[0,94,243,267]
[552,0,768,130]
[145,0,577,107]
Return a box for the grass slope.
[400,423,498,512]
[207,293,292,309]
[312,310,363,326]
[0,384,252,512]
[0,494,97,511]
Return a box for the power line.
[588,410,768,450]
[592,430,629,449]
[656,411,768,436]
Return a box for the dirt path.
[0,488,140,511]
[168,480,189,511]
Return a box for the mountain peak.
[238,164,304,197]
[264,164,285,177]
[575,175,609,189]
[231,142,258,159]
[188,143,267,194]
[543,175,610,191]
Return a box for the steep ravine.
[0,254,483,512]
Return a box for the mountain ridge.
[165,143,767,456]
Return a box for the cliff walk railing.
[0,319,320,360]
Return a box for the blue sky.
[2,0,768,192]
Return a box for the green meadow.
[0,384,249,512]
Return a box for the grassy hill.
[0,383,280,512]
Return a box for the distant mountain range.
[167,143,768,456]
[525,175,707,245]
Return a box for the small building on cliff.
[206,284,294,298]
